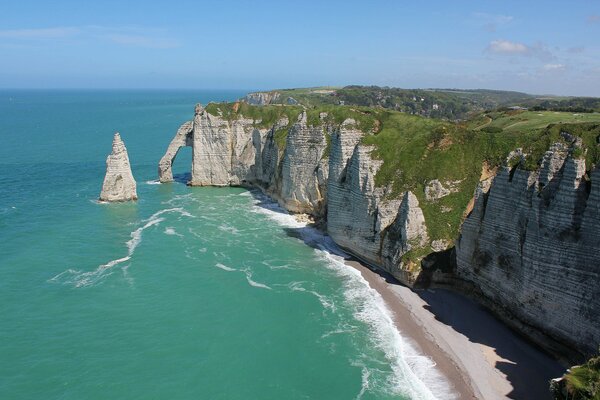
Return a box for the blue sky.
[1,0,599,95]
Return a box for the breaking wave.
[215,263,236,272]
[243,268,272,290]
[49,208,192,288]
[245,189,454,399]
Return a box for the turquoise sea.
[0,90,450,399]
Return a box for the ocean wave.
[164,227,183,237]
[146,180,161,185]
[317,249,455,400]
[246,190,307,229]
[247,192,454,400]
[215,263,236,272]
[261,259,295,270]
[287,281,336,311]
[243,269,272,290]
[49,207,192,288]
[218,224,239,235]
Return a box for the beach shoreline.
[344,259,565,400]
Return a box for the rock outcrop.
[158,121,193,182]
[243,91,280,105]
[100,133,137,202]
[456,142,600,361]
[159,104,600,362]
[280,112,328,215]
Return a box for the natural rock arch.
[158,121,194,182]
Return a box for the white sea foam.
[316,248,455,400]
[50,207,193,288]
[146,180,161,185]
[218,224,239,235]
[288,281,336,311]
[357,367,371,400]
[243,269,272,290]
[164,227,182,236]
[247,191,307,229]
[215,263,236,272]
[249,193,454,399]
[261,260,295,270]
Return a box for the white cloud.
[103,34,180,49]
[487,40,528,54]
[0,26,181,49]
[486,40,554,61]
[0,27,79,39]
[542,63,566,71]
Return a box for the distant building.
[339,100,345,105]
[432,103,440,110]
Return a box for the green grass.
[563,356,600,399]
[206,99,600,247]
[471,110,600,132]
[205,102,303,129]
[363,110,600,242]
[206,102,379,154]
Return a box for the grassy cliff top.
[205,97,600,245]
[244,85,600,120]
[363,109,600,242]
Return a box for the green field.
[471,110,600,132]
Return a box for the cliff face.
[456,141,600,360]
[326,131,428,283]
[160,104,600,361]
[280,112,328,215]
[159,106,430,283]
[100,132,137,202]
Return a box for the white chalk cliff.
[159,104,600,362]
[100,132,137,202]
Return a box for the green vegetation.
[362,109,600,242]
[257,85,534,120]
[248,85,600,121]
[559,356,600,399]
[206,101,379,153]
[208,88,600,245]
[205,101,303,129]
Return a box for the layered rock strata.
[159,104,600,361]
[456,142,600,360]
[100,132,137,202]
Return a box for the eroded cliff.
[159,102,600,362]
[455,138,600,361]
[100,132,137,202]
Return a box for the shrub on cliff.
[565,357,600,399]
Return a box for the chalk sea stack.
[100,132,137,202]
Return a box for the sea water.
[0,90,452,399]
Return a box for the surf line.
[49,207,192,288]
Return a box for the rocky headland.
[158,98,600,388]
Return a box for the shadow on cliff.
[248,188,564,399]
[417,287,564,399]
[173,172,191,184]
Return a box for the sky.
[1,0,599,96]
